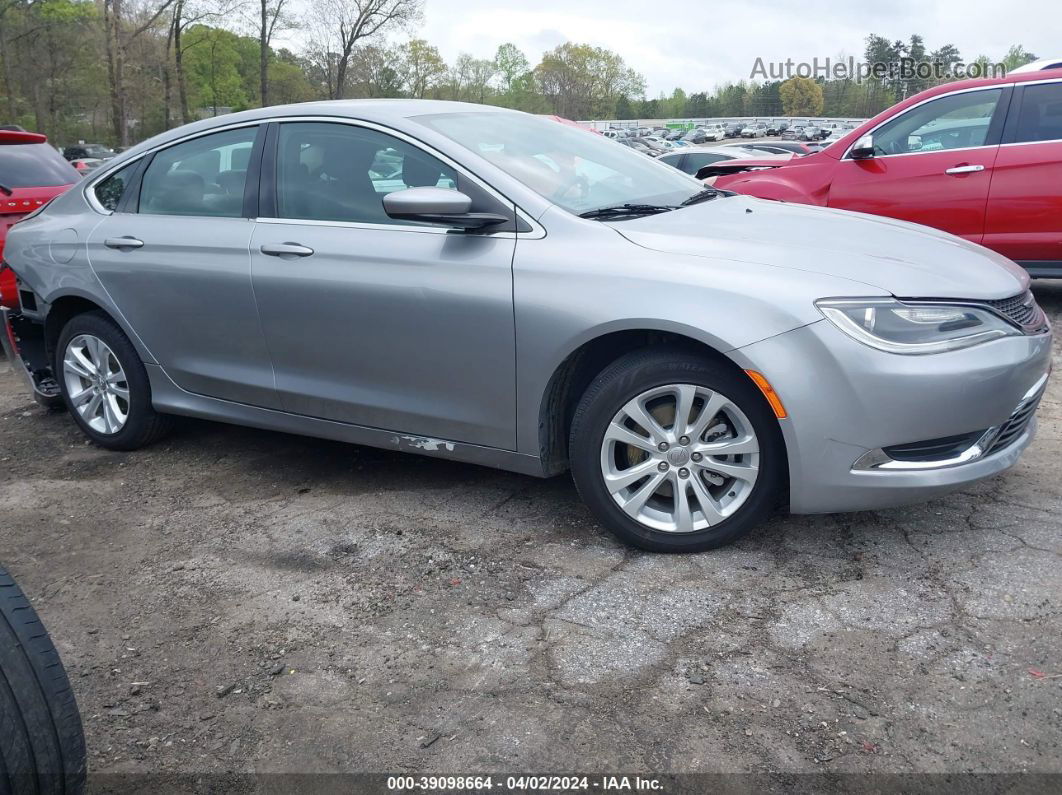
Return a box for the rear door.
[983,79,1062,273]
[826,87,1009,243]
[85,124,279,408]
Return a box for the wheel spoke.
[603,421,658,454]
[604,458,660,494]
[688,392,728,441]
[695,457,758,483]
[672,476,695,533]
[109,384,130,401]
[695,434,759,457]
[83,392,102,421]
[621,397,667,442]
[688,473,725,525]
[619,470,667,518]
[66,348,97,379]
[672,384,697,436]
[69,386,94,406]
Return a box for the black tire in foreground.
[56,310,173,451]
[0,565,86,795]
[569,347,786,552]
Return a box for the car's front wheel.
[56,311,173,450]
[569,349,785,552]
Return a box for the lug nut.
[691,452,702,462]
[679,435,690,445]
[658,442,669,452]
[658,462,669,472]
[678,468,689,478]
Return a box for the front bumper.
[731,319,1053,514]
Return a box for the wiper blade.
[0,183,12,196]
[680,187,733,206]
[578,203,679,219]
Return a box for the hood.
[616,194,1028,300]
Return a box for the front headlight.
[816,298,1020,354]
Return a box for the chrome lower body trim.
[852,371,1049,472]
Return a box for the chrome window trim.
[82,114,546,238]
[83,118,264,216]
[841,84,1006,161]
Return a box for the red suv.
[714,69,1062,277]
[0,129,79,308]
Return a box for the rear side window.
[0,142,79,188]
[1012,83,1062,143]
[139,126,257,217]
[93,162,138,212]
[681,152,730,173]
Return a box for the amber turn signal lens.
[745,370,787,419]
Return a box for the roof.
[112,98,518,164]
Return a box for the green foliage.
[779,77,824,116]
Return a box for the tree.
[534,42,644,120]
[396,37,446,98]
[1002,45,1037,71]
[779,76,823,116]
[493,42,528,93]
[307,0,421,99]
[255,0,293,106]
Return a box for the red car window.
[0,142,79,188]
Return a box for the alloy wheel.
[62,334,130,435]
[599,383,760,534]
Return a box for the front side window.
[275,122,457,225]
[865,88,1002,156]
[93,161,139,211]
[139,126,257,217]
[1012,82,1062,143]
[418,112,703,215]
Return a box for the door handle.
[260,242,314,258]
[944,164,985,175]
[104,236,144,250]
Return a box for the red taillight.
[74,161,88,171]
[0,265,18,309]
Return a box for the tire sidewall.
[570,351,785,552]
[56,312,155,450]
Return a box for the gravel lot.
[2,281,1061,786]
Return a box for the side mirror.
[850,134,875,160]
[383,187,508,230]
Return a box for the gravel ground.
[1,281,1061,788]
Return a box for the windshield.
[417,112,704,215]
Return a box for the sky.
[396,0,1057,95]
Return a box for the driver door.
[826,87,1009,243]
[249,120,519,449]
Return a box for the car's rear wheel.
[56,312,172,450]
[569,348,785,552]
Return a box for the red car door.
[825,87,1008,244]
[983,80,1062,274]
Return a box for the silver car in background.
[1,101,1052,552]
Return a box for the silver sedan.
[1,101,1052,551]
